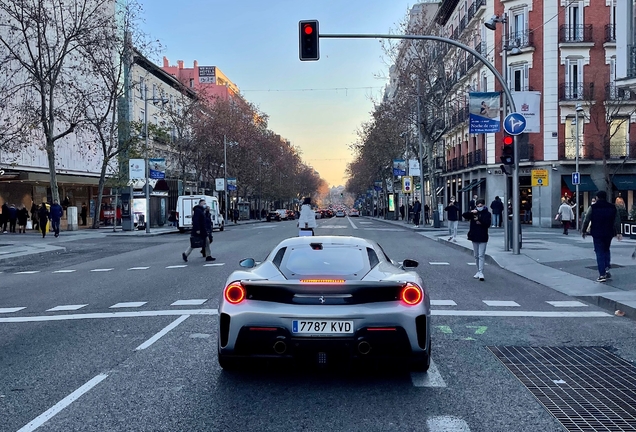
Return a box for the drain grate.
[488,346,636,431]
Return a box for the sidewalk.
[0,218,265,260]
[371,216,636,320]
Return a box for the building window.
[565,1,584,41]
[509,64,528,91]
[139,77,144,99]
[510,8,529,47]
[189,78,194,88]
[139,109,145,123]
[565,116,584,159]
[609,118,629,158]
[564,58,584,99]
[152,84,157,100]
[481,72,487,91]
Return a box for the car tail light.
[400,283,423,306]
[224,282,246,304]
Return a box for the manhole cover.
[586,264,624,270]
[489,346,636,431]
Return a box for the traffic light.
[500,134,514,165]
[299,20,319,61]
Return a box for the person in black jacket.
[444,197,460,242]
[463,198,492,281]
[17,205,29,233]
[582,191,622,282]
[490,196,504,228]
[38,202,49,238]
[200,206,215,260]
[182,199,213,262]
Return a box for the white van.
[177,195,224,233]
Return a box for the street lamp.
[485,13,522,254]
[574,103,584,231]
[143,86,168,234]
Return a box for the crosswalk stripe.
[171,299,208,306]
[546,301,587,307]
[203,263,225,267]
[0,307,26,314]
[483,300,520,307]
[53,270,76,273]
[431,300,457,306]
[47,305,88,312]
[91,269,113,272]
[411,360,446,387]
[427,416,471,431]
[109,302,147,309]
[166,265,187,269]
[429,262,450,265]
[128,267,150,270]
[15,271,40,274]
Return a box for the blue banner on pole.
[148,158,166,179]
[393,159,406,176]
[469,92,501,134]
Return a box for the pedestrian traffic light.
[500,134,514,165]
[299,20,319,61]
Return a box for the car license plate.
[292,320,354,335]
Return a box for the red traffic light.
[503,135,514,145]
[303,24,313,35]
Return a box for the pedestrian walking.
[49,200,63,238]
[8,204,17,233]
[424,203,430,225]
[413,198,422,227]
[233,208,239,224]
[582,191,622,282]
[399,204,405,221]
[30,202,39,231]
[297,197,317,236]
[80,203,88,226]
[200,205,216,260]
[523,200,532,224]
[557,198,575,235]
[38,202,49,238]
[0,202,8,233]
[182,199,212,262]
[469,194,478,211]
[17,205,29,233]
[462,198,492,281]
[444,197,460,242]
[490,196,503,228]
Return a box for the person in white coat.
[297,197,317,236]
[558,198,575,235]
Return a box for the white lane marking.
[411,360,446,387]
[109,302,147,309]
[171,299,208,306]
[135,315,189,350]
[0,307,26,314]
[17,373,108,432]
[483,300,520,307]
[47,305,88,312]
[363,228,405,231]
[429,262,450,266]
[15,271,40,274]
[91,268,113,272]
[426,416,471,432]
[546,301,588,307]
[432,310,610,317]
[166,265,187,269]
[53,270,76,273]
[467,263,476,266]
[0,309,218,323]
[359,222,373,224]
[128,266,150,270]
[320,225,348,229]
[203,263,225,267]
[347,216,358,230]
[431,300,457,306]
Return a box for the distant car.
[267,211,281,222]
[335,210,345,217]
[286,210,296,220]
[276,209,288,221]
[217,236,430,371]
[349,209,360,217]
[315,211,322,219]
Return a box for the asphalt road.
[1,217,635,432]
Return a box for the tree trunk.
[46,141,60,203]
[92,161,109,229]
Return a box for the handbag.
[555,213,562,221]
[190,235,205,248]
[26,220,33,230]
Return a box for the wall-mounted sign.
[129,159,145,180]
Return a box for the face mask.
[476,206,484,211]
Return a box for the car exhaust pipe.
[273,340,287,355]
[357,340,372,355]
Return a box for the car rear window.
[283,246,366,276]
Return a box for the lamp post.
[574,103,584,231]
[485,13,522,254]
[224,135,228,224]
[143,86,168,234]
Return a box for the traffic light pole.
[317,32,520,253]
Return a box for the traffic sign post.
[572,172,580,185]
[503,113,527,136]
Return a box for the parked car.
[276,209,288,220]
[335,210,345,217]
[267,211,281,222]
[349,209,360,217]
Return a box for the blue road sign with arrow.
[503,112,527,136]
[572,172,580,185]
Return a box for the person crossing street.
[463,198,492,281]
[582,191,622,282]
[182,199,213,262]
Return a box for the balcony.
[452,27,459,40]
[605,83,636,101]
[518,143,535,161]
[466,54,475,70]
[459,15,467,32]
[605,24,616,43]
[459,155,466,169]
[604,142,636,159]
[559,82,594,101]
[508,30,534,49]
[558,141,636,160]
[448,157,458,172]
[559,25,593,43]
[436,156,446,171]
[474,149,483,165]
[475,0,486,11]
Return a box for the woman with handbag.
[182,199,213,262]
[297,197,317,236]
[557,198,575,235]
[462,198,492,282]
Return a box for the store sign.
[129,159,145,180]
[198,66,216,84]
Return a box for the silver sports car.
[217,236,431,371]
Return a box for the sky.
[139,0,417,187]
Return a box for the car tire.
[411,343,431,372]
[178,228,186,233]
[220,224,224,232]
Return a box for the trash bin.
[433,210,441,228]
[507,220,523,249]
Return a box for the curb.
[576,295,636,320]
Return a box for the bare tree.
[0,0,113,202]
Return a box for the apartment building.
[435,0,636,226]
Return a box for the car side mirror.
[402,259,419,269]
[239,258,256,268]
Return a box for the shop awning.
[458,178,485,193]
[612,175,636,191]
[563,175,598,192]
